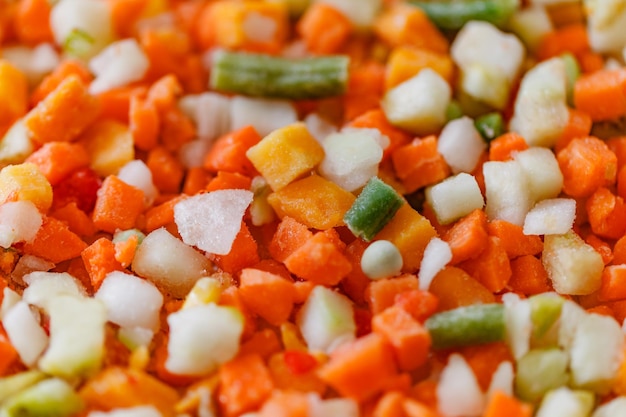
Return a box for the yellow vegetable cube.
[80,120,135,177]
[0,163,53,212]
[385,46,454,90]
[246,123,325,191]
[0,61,28,131]
[374,203,437,272]
[267,174,355,230]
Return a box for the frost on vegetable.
[174,189,253,255]
[451,21,525,110]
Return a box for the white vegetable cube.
[483,160,532,226]
[536,387,594,417]
[88,39,150,95]
[437,117,486,174]
[451,21,525,109]
[508,6,554,52]
[514,147,564,203]
[230,96,298,137]
[132,228,213,299]
[425,172,484,225]
[50,0,114,58]
[38,295,107,379]
[166,303,244,376]
[542,230,604,295]
[319,130,384,192]
[22,272,86,311]
[592,397,626,417]
[95,271,164,331]
[437,354,485,417]
[2,301,48,367]
[298,285,356,354]
[558,300,587,352]
[585,0,626,53]
[382,68,451,135]
[523,198,576,236]
[510,58,569,147]
[570,313,624,393]
[502,293,531,360]
[0,200,42,248]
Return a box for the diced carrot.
[50,202,97,237]
[343,61,386,122]
[372,305,431,371]
[428,266,495,311]
[579,51,604,74]
[385,46,454,90]
[318,333,398,402]
[488,132,528,161]
[297,3,352,55]
[391,136,450,194]
[160,106,196,152]
[95,86,144,124]
[79,367,181,416]
[146,146,185,194]
[554,108,593,153]
[268,352,327,394]
[393,290,439,323]
[374,204,438,273]
[487,220,543,259]
[107,0,146,38]
[607,137,626,171]
[0,325,18,375]
[24,75,101,144]
[81,238,125,291]
[411,379,439,411]
[30,59,93,105]
[372,391,406,417]
[365,274,419,315]
[257,390,310,417]
[218,353,275,417]
[204,125,261,177]
[146,74,182,112]
[611,346,626,396]
[14,0,53,45]
[143,195,186,233]
[574,69,626,121]
[238,268,295,326]
[443,209,489,265]
[268,217,313,263]
[557,136,618,198]
[293,281,315,305]
[536,24,589,61]
[210,222,260,275]
[586,234,613,265]
[460,342,513,391]
[205,171,252,192]
[238,328,282,360]
[508,255,551,296]
[129,92,160,151]
[182,167,212,195]
[22,216,87,263]
[586,187,626,240]
[219,286,257,340]
[284,231,352,286]
[114,234,139,268]
[0,60,28,133]
[374,3,448,54]
[340,238,371,306]
[599,265,626,302]
[402,398,439,417]
[483,390,533,417]
[92,175,145,234]
[459,236,512,293]
[348,109,412,161]
[614,235,626,265]
[25,142,90,186]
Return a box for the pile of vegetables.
[3,0,626,416]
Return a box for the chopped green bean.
[409,0,520,30]
[210,50,350,100]
[475,112,505,142]
[425,303,505,349]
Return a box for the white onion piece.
[96,271,164,331]
[230,96,298,137]
[117,160,158,207]
[89,39,150,95]
[1,43,60,85]
[0,200,42,248]
[418,238,452,291]
[437,354,485,417]
[503,293,532,360]
[0,287,21,320]
[438,117,487,174]
[486,361,514,399]
[2,301,48,366]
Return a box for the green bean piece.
[409,0,520,30]
[210,50,350,100]
[475,112,504,142]
[425,303,506,349]
[343,177,405,242]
